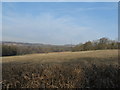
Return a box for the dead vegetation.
[2,50,119,88]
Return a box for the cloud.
[2,12,102,45]
[77,7,117,12]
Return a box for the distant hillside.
[2,41,75,47]
[1,37,119,56]
[1,41,74,56]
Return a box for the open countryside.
[2,2,119,89]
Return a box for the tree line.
[2,45,71,56]
[72,37,118,52]
[1,37,119,56]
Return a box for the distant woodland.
[1,37,119,56]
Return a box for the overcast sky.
[2,2,118,45]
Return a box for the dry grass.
[2,50,119,88]
[2,50,118,63]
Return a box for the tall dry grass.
[2,50,119,88]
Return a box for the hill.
[2,50,118,64]
[1,37,119,56]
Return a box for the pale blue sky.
[2,2,118,45]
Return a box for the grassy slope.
[2,50,118,64]
[2,50,119,88]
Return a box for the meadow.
[2,50,119,88]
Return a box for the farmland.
[2,50,119,88]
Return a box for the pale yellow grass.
[2,50,118,63]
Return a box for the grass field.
[2,50,119,88]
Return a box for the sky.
[2,2,118,45]
[0,2,2,41]
[2,0,119,2]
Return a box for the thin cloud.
[77,7,117,11]
[2,2,117,44]
[3,13,101,45]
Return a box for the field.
[2,50,119,88]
